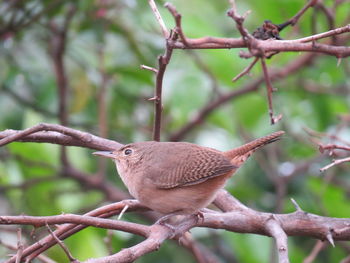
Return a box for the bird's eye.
[124,148,132,156]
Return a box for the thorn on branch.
[140,65,158,74]
[290,198,303,212]
[326,230,335,247]
[148,96,160,102]
[337,57,342,67]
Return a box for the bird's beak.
[92,151,116,159]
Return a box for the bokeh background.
[1,0,350,262]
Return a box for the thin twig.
[260,56,282,124]
[319,143,350,153]
[165,3,189,46]
[227,1,252,41]
[286,0,319,26]
[303,240,327,263]
[46,224,79,263]
[148,0,169,38]
[320,156,350,172]
[288,24,350,43]
[232,57,259,82]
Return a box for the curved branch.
[0,123,123,151]
[85,225,171,263]
[4,200,147,263]
[0,214,149,237]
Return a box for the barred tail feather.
[224,131,285,161]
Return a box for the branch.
[306,127,350,172]
[0,123,123,151]
[15,228,23,263]
[283,0,318,27]
[3,191,350,262]
[146,2,179,141]
[46,224,79,263]
[165,2,189,46]
[303,240,327,263]
[148,0,169,38]
[260,56,283,124]
[232,56,259,82]
[170,31,350,58]
[289,24,350,43]
[84,224,172,263]
[4,200,146,263]
[320,157,350,172]
[0,214,149,237]
[266,218,290,263]
[227,0,252,40]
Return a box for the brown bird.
[93,131,284,217]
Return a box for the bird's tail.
[224,131,285,166]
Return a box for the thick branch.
[2,194,350,263]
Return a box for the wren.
[93,131,284,216]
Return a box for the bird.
[93,131,284,219]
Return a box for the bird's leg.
[155,212,181,225]
[156,210,206,225]
[154,212,181,232]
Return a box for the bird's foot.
[155,213,175,225]
[154,213,178,231]
[194,210,205,224]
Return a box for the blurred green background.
[0,0,350,262]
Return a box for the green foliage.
[0,0,350,262]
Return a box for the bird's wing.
[147,143,236,189]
